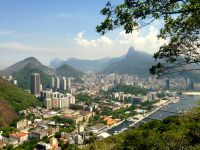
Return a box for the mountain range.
[1,47,200,89]
[0,57,83,89]
[101,47,154,76]
[50,47,200,81]
[50,47,154,76]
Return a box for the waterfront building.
[165,79,170,90]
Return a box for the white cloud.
[75,32,97,48]
[75,31,113,48]
[118,25,166,53]
[75,25,167,54]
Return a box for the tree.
[97,0,200,76]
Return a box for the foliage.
[14,139,39,150]
[140,100,156,110]
[102,105,136,120]
[0,77,41,112]
[97,0,200,77]
[55,64,84,78]
[67,144,80,150]
[110,85,148,96]
[53,116,74,125]
[88,115,101,125]
[157,91,166,98]
[0,127,16,137]
[76,94,100,105]
[52,116,76,133]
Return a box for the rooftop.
[10,132,28,138]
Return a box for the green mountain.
[0,77,41,126]
[0,57,54,76]
[12,63,51,89]
[55,64,84,78]
[101,47,155,76]
[1,57,84,90]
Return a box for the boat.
[113,131,119,135]
[171,96,180,103]
[120,128,128,132]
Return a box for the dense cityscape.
[0,71,199,149]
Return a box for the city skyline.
[0,0,166,70]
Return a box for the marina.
[107,95,200,135]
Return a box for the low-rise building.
[89,123,107,133]
[16,119,29,130]
[9,132,28,143]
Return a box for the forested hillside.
[0,78,41,126]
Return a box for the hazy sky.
[0,0,166,69]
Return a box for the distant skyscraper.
[50,77,55,89]
[61,77,67,91]
[55,77,60,90]
[188,80,195,90]
[165,79,170,90]
[67,78,71,90]
[31,73,41,97]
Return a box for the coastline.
[99,99,172,135]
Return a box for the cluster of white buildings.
[112,91,159,103]
[42,90,75,109]
[50,76,71,91]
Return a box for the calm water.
[107,95,200,134]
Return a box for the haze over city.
[0,0,165,69]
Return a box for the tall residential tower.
[31,73,41,97]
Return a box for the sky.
[0,0,166,70]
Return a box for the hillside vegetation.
[85,106,200,150]
[0,77,41,126]
[12,64,51,89]
[55,64,84,78]
[110,85,148,96]
[0,99,17,127]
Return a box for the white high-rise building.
[43,91,75,109]
[44,98,52,109]
[50,77,55,89]
[67,78,71,90]
[66,93,75,105]
[56,77,60,90]
[61,77,67,91]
